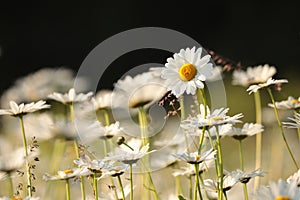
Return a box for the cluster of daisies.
[0,47,299,200]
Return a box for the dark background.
[0,0,299,92]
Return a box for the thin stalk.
[69,104,86,200]
[238,140,249,200]
[243,184,249,200]
[117,175,126,200]
[238,140,244,170]
[253,91,262,190]
[129,164,133,200]
[180,96,190,152]
[189,176,193,200]
[197,89,208,153]
[19,116,32,197]
[66,179,71,200]
[103,109,110,126]
[216,127,224,200]
[194,164,203,200]
[267,88,299,169]
[101,110,118,199]
[93,173,98,200]
[174,162,182,196]
[137,107,150,200]
[7,173,13,197]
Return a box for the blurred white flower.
[43,167,91,181]
[287,169,300,186]
[92,90,113,110]
[268,96,300,110]
[254,179,300,200]
[231,169,267,184]
[203,171,240,198]
[206,66,224,82]
[0,100,50,117]
[224,123,264,140]
[0,67,88,107]
[172,148,216,164]
[181,104,243,129]
[0,147,25,173]
[83,121,123,140]
[106,138,155,165]
[246,78,288,94]
[172,159,214,177]
[113,71,166,110]
[161,47,213,97]
[48,88,93,105]
[283,112,300,129]
[232,64,276,87]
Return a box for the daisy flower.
[246,78,288,94]
[283,112,300,129]
[232,169,267,184]
[0,147,25,174]
[268,96,300,110]
[287,169,300,186]
[161,47,214,97]
[172,159,214,177]
[203,172,240,199]
[232,64,276,87]
[0,67,88,106]
[43,167,91,181]
[181,104,243,129]
[172,148,216,164]
[224,123,264,140]
[83,121,123,140]
[106,138,155,165]
[48,88,93,105]
[112,71,166,110]
[254,179,300,200]
[206,66,224,82]
[0,100,50,117]
[92,90,113,110]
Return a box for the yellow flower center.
[291,99,300,104]
[274,196,291,200]
[63,169,74,174]
[195,155,201,162]
[10,198,22,200]
[179,63,197,81]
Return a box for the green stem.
[117,175,126,200]
[243,183,249,200]
[238,140,244,170]
[189,176,193,200]
[103,109,110,126]
[180,96,190,152]
[69,104,86,200]
[66,179,71,200]
[93,173,98,200]
[216,127,224,200]
[194,164,203,200]
[129,164,133,200]
[253,91,262,190]
[197,89,208,153]
[174,162,182,196]
[267,88,299,169]
[7,173,13,197]
[138,107,149,146]
[19,116,32,197]
[239,140,249,200]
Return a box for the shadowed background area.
[0,0,299,93]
